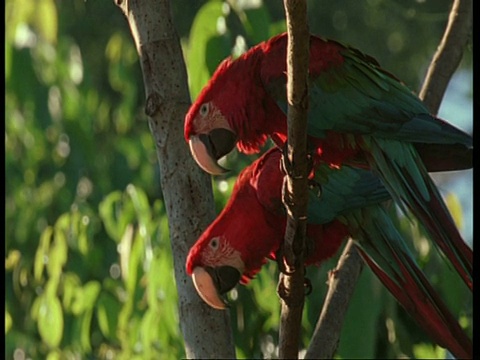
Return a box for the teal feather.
[362,136,472,286]
[306,164,390,224]
[287,48,472,145]
[346,206,471,358]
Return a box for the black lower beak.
[199,128,237,161]
[206,265,242,294]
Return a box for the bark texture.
[304,241,364,359]
[278,0,310,358]
[419,0,472,113]
[116,0,236,358]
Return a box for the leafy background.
[5,0,472,359]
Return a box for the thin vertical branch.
[115,0,236,358]
[304,240,364,359]
[278,0,310,358]
[419,0,472,112]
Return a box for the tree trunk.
[115,0,236,358]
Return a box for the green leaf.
[77,215,91,255]
[445,192,463,231]
[249,262,280,326]
[96,292,121,340]
[5,249,21,271]
[79,309,94,352]
[269,20,287,37]
[34,226,53,281]
[61,272,82,311]
[47,217,69,280]
[37,294,64,348]
[71,281,101,315]
[46,350,61,360]
[139,309,160,358]
[34,0,58,44]
[241,6,272,44]
[99,190,134,243]
[127,184,151,230]
[5,310,12,333]
[187,0,233,99]
[5,41,13,80]
[125,230,144,294]
[413,343,446,359]
[99,191,123,241]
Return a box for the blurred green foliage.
[5,0,472,359]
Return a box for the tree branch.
[115,0,236,358]
[277,0,310,359]
[305,0,472,358]
[419,0,472,113]
[304,240,364,359]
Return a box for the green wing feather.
[365,136,473,289]
[266,45,471,146]
[306,164,390,224]
[348,206,472,359]
[312,48,470,145]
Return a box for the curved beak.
[191,266,242,310]
[189,129,237,175]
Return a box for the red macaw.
[184,33,473,290]
[186,148,472,359]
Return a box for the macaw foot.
[277,142,316,295]
[275,245,295,276]
[279,142,319,271]
[275,246,314,296]
[279,142,314,179]
[280,143,322,199]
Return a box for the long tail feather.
[364,138,473,290]
[351,207,472,359]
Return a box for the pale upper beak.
[188,128,237,175]
[191,265,242,310]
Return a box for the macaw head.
[185,216,281,310]
[186,148,349,309]
[184,43,288,175]
[184,67,238,176]
[185,149,286,309]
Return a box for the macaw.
[186,148,472,359]
[184,33,473,290]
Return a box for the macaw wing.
[349,206,472,359]
[264,45,472,147]
[365,136,473,290]
[306,164,391,224]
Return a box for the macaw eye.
[209,237,219,250]
[199,103,209,117]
